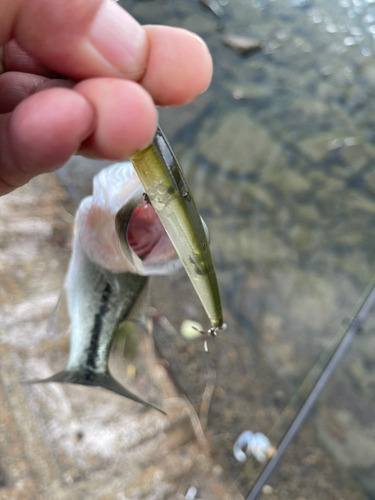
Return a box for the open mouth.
[127,201,171,260]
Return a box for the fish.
[29,161,185,414]
[130,126,223,332]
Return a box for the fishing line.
[230,271,375,499]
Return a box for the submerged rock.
[197,0,224,17]
[341,140,369,173]
[297,132,345,163]
[315,177,345,202]
[199,111,286,175]
[295,204,321,223]
[242,183,275,210]
[264,169,311,193]
[365,169,375,193]
[222,35,262,55]
[289,225,314,252]
[317,408,375,468]
[333,231,363,246]
[224,82,272,101]
[346,192,375,215]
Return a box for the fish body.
[33,162,182,413]
[63,235,147,377]
[32,124,223,411]
[131,126,223,330]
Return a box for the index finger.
[0,0,212,106]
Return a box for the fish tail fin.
[95,372,167,415]
[25,369,166,415]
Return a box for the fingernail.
[89,0,148,78]
[186,31,208,48]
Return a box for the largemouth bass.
[131,126,223,332]
[31,162,183,413]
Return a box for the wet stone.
[207,219,295,265]
[297,132,346,163]
[198,111,286,175]
[346,191,375,215]
[284,99,353,142]
[341,142,369,173]
[224,82,272,101]
[317,81,338,101]
[240,228,294,263]
[264,169,311,194]
[222,35,262,55]
[333,231,363,246]
[317,409,375,468]
[242,182,275,210]
[364,169,375,193]
[295,203,321,223]
[315,177,345,202]
[286,273,337,331]
[289,225,314,252]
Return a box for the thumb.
[0,0,148,80]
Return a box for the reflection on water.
[115,0,375,497]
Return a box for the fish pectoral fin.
[126,280,150,331]
[46,285,70,339]
[24,369,166,415]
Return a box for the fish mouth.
[123,196,211,274]
[116,195,180,275]
[127,200,168,259]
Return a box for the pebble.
[265,169,311,193]
[298,132,344,162]
[222,35,262,55]
[262,485,273,495]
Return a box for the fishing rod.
[245,274,375,500]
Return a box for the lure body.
[131,126,223,330]
[32,162,182,413]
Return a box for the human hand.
[0,0,212,196]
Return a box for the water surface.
[114,0,375,498]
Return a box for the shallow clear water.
[112,0,375,498]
